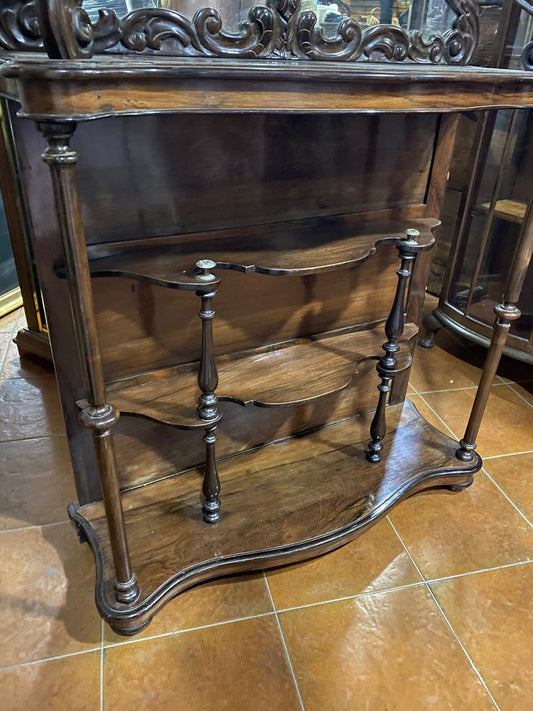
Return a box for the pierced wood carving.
[1,0,479,64]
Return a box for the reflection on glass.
[85,0,461,37]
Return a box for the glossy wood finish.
[84,216,438,281]
[39,120,138,604]
[367,231,429,462]
[4,58,533,119]
[2,0,533,636]
[70,400,481,635]
[105,325,417,428]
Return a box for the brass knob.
[195,259,217,282]
[403,228,420,241]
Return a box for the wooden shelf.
[85,216,438,287]
[477,199,527,224]
[70,399,481,635]
[105,325,417,428]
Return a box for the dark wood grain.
[3,17,530,633]
[4,58,533,120]
[85,216,438,283]
[70,400,481,635]
[105,324,417,428]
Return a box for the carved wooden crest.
[0,0,480,64]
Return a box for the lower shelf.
[69,399,481,635]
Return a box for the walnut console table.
[2,0,533,635]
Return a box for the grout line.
[483,449,533,460]
[424,584,501,710]
[263,573,306,711]
[387,519,501,711]
[0,432,68,446]
[274,580,427,615]
[102,611,276,649]
[0,646,101,673]
[413,382,507,396]
[506,382,533,409]
[0,520,67,536]
[411,390,458,439]
[482,468,533,529]
[422,558,533,586]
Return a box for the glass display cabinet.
[1,0,533,635]
[421,1,533,362]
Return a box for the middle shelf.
[103,324,418,428]
[84,215,439,287]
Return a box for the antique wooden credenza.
[1,0,533,635]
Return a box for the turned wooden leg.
[456,200,533,462]
[366,229,422,463]
[39,121,138,605]
[196,260,221,523]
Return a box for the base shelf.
[70,399,481,635]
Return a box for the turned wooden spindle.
[456,200,533,462]
[39,121,138,604]
[195,259,221,523]
[366,228,421,463]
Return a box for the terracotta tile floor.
[1,302,532,710]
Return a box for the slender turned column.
[39,121,138,604]
[456,200,533,462]
[366,229,421,463]
[195,260,221,523]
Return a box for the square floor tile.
[266,518,422,610]
[280,586,494,710]
[431,563,533,710]
[1,338,53,380]
[104,616,301,711]
[0,377,65,441]
[0,308,22,334]
[0,523,101,667]
[411,339,483,393]
[389,472,533,580]
[507,380,533,406]
[0,651,100,711]
[104,572,273,645]
[421,384,533,457]
[483,452,533,524]
[0,436,76,530]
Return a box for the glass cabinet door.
[430,6,533,361]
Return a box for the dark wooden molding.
[1,0,480,64]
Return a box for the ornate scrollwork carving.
[193,5,277,58]
[119,9,200,54]
[441,0,478,64]
[0,0,42,51]
[2,0,480,66]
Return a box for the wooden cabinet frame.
[1,0,533,634]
